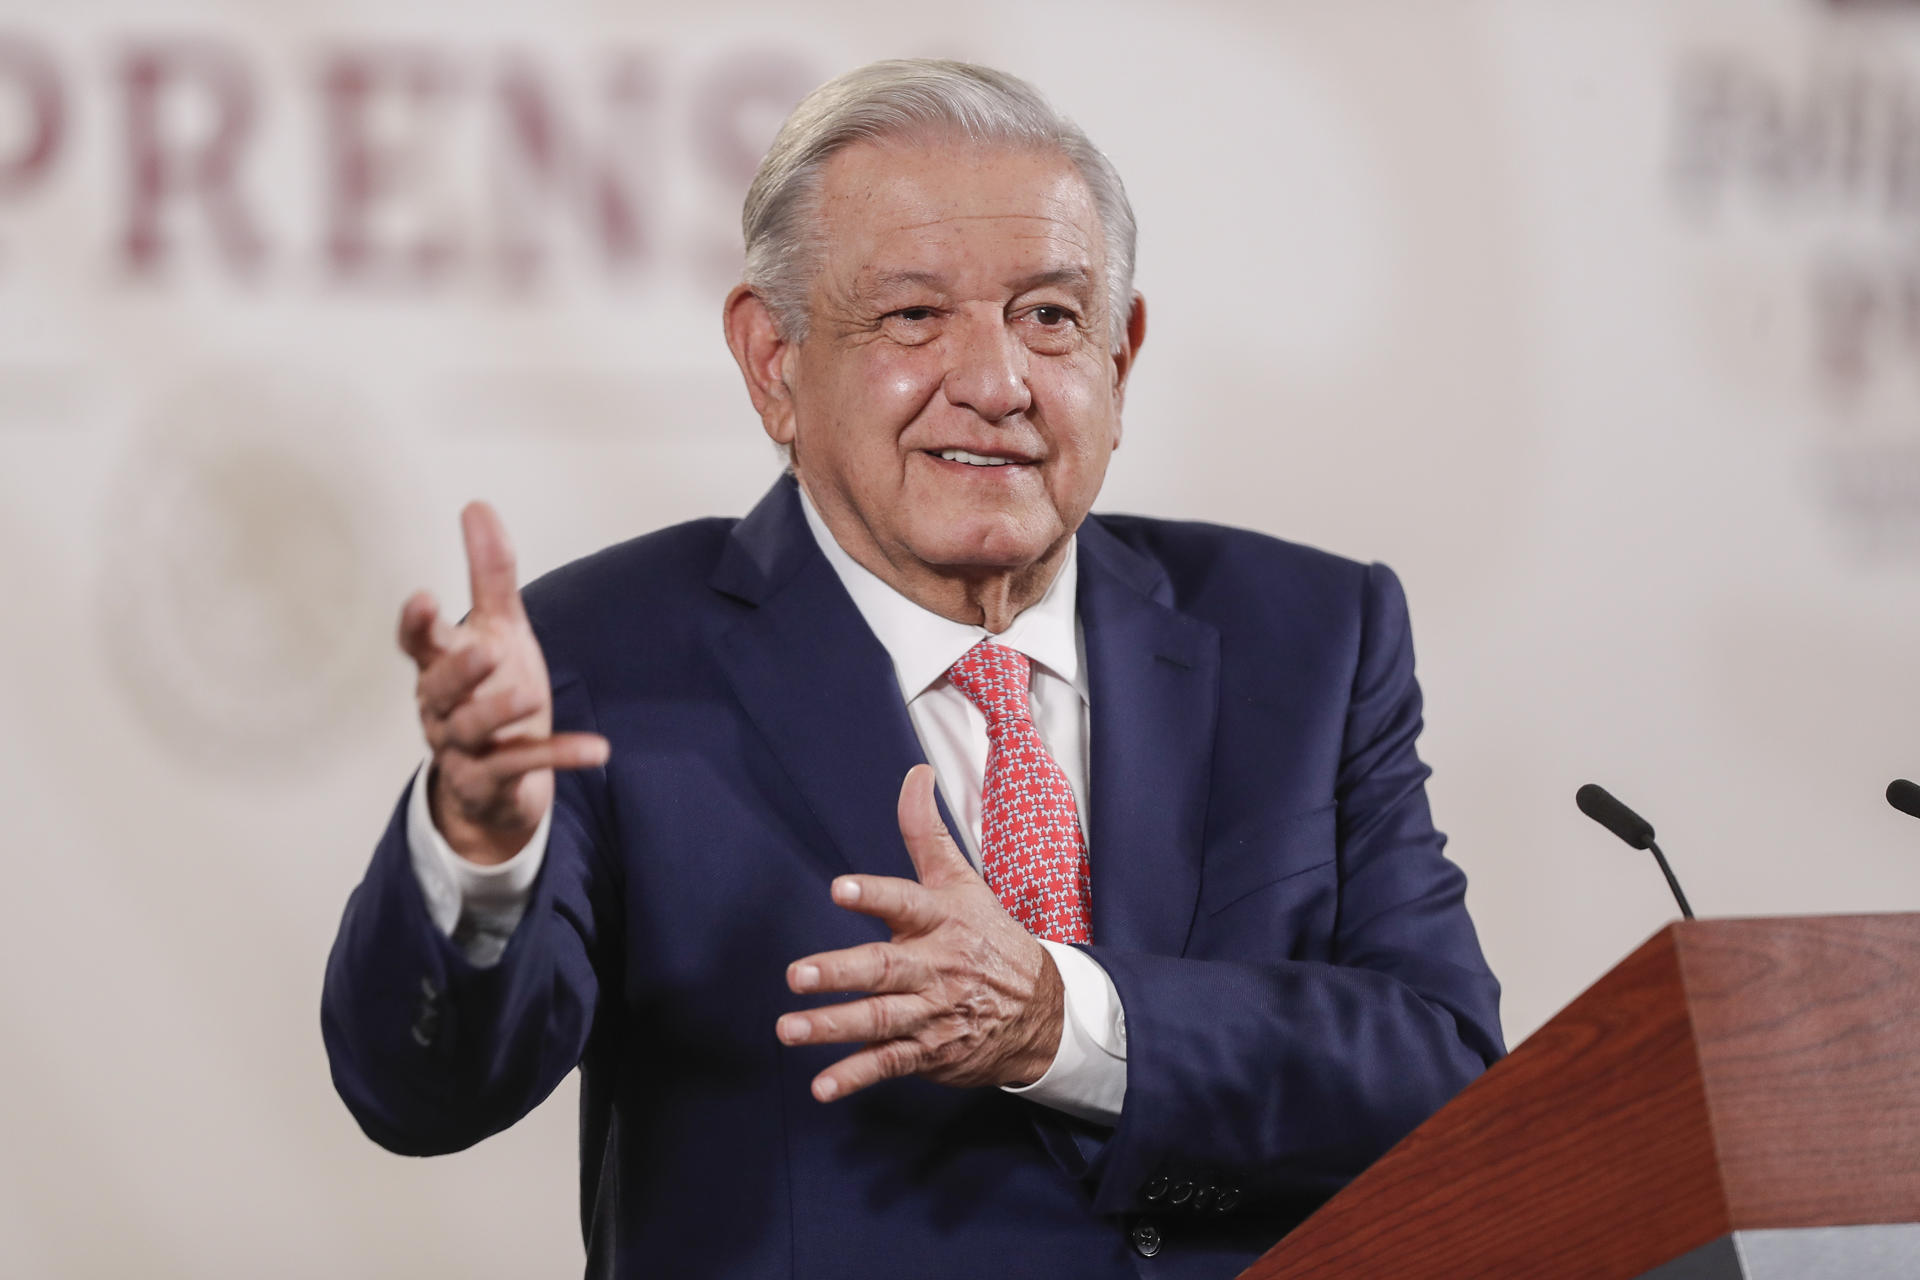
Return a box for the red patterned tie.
[946,639,1091,944]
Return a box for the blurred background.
[3,0,1918,1273]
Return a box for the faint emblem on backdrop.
[1669,26,1920,563]
[100,372,403,773]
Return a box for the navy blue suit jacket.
[323,475,1503,1278]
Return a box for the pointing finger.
[462,501,526,621]
[896,765,974,888]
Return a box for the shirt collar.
[797,480,1085,703]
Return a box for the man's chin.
[904,520,1067,577]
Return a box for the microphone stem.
[1648,840,1695,920]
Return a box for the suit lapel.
[709,481,1221,943]
[709,478,932,883]
[1076,518,1221,956]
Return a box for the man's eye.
[891,307,936,323]
[1029,306,1074,326]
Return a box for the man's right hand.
[397,502,610,865]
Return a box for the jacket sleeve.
[1078,561,1504,1216]
[320,673,618,1156]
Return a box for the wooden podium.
[1239,915,1920,1279]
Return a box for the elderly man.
[323,59,1502,1279]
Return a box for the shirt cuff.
[1001,939,1128,1125]
[404,759,551,964]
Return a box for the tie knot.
[947,640,1033,728]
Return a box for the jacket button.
[1142,1176,1168,1202]
[411,977,443,1047]
[1130,1220,1163,1258]
[1193,1186,1216,1211]
[1215,1187,1242,1213]
[1168,1180,1193,1205]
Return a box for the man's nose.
[940,310,1032,422]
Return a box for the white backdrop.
[3,0,1919,1274]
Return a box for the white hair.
[741,59,1138,353]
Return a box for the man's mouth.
[930,448,1032,468]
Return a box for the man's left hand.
[777,764,1066,1102]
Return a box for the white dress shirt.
[407,485,1128,1125]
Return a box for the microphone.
[1575,783,1654,849]
[1575,784,1695,920]
[1890,779,1920,821]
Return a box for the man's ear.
[723,285,799,447]
[1110,291,1148,412]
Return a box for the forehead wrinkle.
[884,217,1099,261]
[889,211,1083,230]
[858,225,1101,278]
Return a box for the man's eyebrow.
[857,269,951,297]
[854,266,1098,298]
[1008,266,1096,296]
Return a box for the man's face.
[777,137,1138,585]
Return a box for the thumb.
[896,764,974,887]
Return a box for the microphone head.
[1889,779,1920,821]
[1576,783,1656,850]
